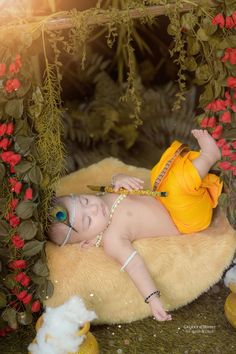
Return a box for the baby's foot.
[191,129,221,165]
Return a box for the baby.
[48,130,222,323]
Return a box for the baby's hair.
[47,195,71,246]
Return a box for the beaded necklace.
[95,194,127,247]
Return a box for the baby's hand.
[149,297,172,322]
[112,174,144,192]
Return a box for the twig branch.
[0,1,218,33]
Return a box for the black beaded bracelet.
[144,290,161,303]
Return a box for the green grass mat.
[0,280,235,354]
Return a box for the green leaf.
[185,57,197,72]
[17,311,33,325]
[16,200,36,219]
[36,279,54,301]
[199,83,214,107]
[2,308,17,329]
[197,28,210,41]
[218,193,229,209]
[31,274,47,285]
[28,165,43,185]
[0,247,10,258]
[16,80,31,98]
[14,160,32,174]
[213,80,223,99]
[14,136,34,156]
[195,64,212,84]
[202,18,217,36]
[0,220,10,237]
[5,99,24,119]
[22,240,44,257]
[18,220,38,240]
[32,259,49,277]
[2,274,17,289]
[187,36,200,56]
[0,292,7,309]
[181,13,197,30]
[0,163,6,182]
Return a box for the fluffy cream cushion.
[45,158,236,324]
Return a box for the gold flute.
[87,185,168,197]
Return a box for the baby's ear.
[79,239,95,249]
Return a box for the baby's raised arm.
[103,238,172,322]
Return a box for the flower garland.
[197,11,236,176]
[0,55,42,336]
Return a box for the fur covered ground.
[0,279,235,354]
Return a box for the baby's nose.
[88,203,98,216]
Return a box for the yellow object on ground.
[30,316,99,354]
[151,140,223,233]
[224,283,236,329]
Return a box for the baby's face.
[64,194,110,244]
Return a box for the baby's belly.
[129,196,181,239]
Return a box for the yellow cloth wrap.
[150,140,223,234]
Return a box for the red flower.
[9,215,21,228]
[6,122,14,135]
[232,166,236,176]
[2,152,22,167]
[0,123,7,136]
[1,151,14,162]
[4,78,21,93]
[9,63,18,74]
[16,290,27,301]
[232,141,236,149]
[12,234,24,249]
[31,300,41,312]
[229,152,236,161]
[0,63,6,77]
[212,13,225,28]
[200,117,208,128]
[10,198,19,210]
[222,143,231,150]
[205,99,226,112]
[9,153,21,167]
[0,138,11,150]
[9,177,22,194]
[211,125,223,139]
[8,259,27,269]
[231,104,236,112]
[216,138,226,148]
[15,272,25,282]
[220,111,231,123]
[207,116,216,128]
[21,275,30,287]
[22,293,32,304]
[229,49,236,65]
[218,161,232,170]
[227,76,236,89]
[225,16,234,29]
[15,272,31,287]
[10,165,16,174]
[15,272,30,286]
[24,187,33,200]
[221,148,231,157]
[222,50,230,63]
[222,48,236,65]
[232,12,236,24]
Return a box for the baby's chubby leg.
[191,129,221,179]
